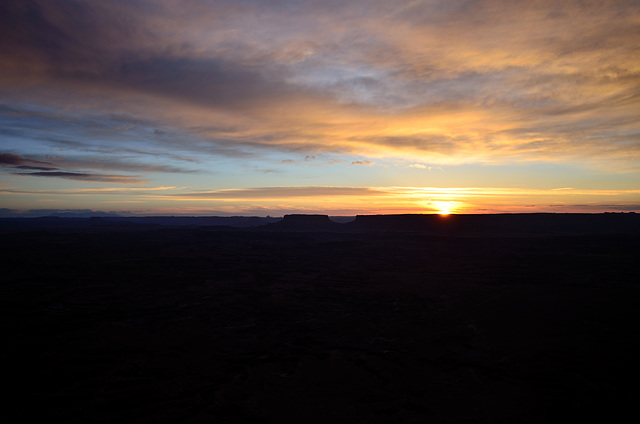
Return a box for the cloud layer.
[3,184,638,216]
[1,0,638,168]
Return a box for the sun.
[431,200,461,216]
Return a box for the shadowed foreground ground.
[2,222,639,423]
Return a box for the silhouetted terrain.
[347,212,640,235]
[0,215,282,232]
[2,214,639,423]
[3,212,638,235]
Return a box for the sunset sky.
[1,0,639,216]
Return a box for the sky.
[1,0,639,216]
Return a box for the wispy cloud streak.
[16,171,144,183]
[0,152,57,171]
[1,151,147,183]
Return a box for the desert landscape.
[3,2,640,422]
[2,213,639,423]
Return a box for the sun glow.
[431,200,462,215]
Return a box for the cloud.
[172,186,384,199]
[0,152,58,171]
[1,149,174,182]
[52,156,197,174]
[407,164,443,171]
[17,171,144,183]
[0,186,178,196]
[351,160,375,166]
[3,182,639,214]
[0,0,639,172]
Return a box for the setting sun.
[431,201,462,216]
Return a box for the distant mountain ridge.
[1,212,639,235]
[350,213,640,234]
[263,213,640,235]
[264,214,340,230]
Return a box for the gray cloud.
[1,151,154,183]
[1,148,192,179]
[0,152,57,171]
[53,156,197,174]
[17,171,144,183]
